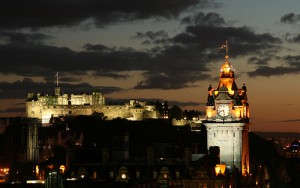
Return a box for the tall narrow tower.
[27,119,40,162]
[203,42,250,175]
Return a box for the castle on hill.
[26,83,160,124]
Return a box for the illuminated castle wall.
[26,87,159,124]
[202,46,250,176]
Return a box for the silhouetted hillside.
[254,132,300,140]
[249,132,290,187]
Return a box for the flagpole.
[218,41,229,60]
[56,72,59,86]
[225,40,229,60]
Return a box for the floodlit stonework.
[26,87,159,124]
[202,42,250,176]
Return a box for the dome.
[220,61,235,73]
[219,61,235,78]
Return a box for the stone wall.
[26,102,159,124]
[26,92,159,124]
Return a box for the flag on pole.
[217,40,229,59]
[217,41,227,52]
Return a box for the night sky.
[0,0,300,132]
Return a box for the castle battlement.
[26,87,160,125]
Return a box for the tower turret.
[203,41,250,176]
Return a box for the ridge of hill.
[253,132,300,140]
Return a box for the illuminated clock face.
[217,104,230,117]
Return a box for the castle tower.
[27,119,40,162]
[203,42,250,175]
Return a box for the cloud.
[0,31,50,44]
[0,36,155,79]
[134,30,169,40]
[247,57,271,66]
[284,33,300,43]
[130,13,282,88]
[132,30,170,45]
[0,28,214,91]
[133,44,212,89]
[83,44,114,52]
[0,78,123,99]
[135,70,210,89]
[181,12,226,26]
[170,15,282,63]
[247,54,300,77]
[0,10,285,90]
[176,25,281,55]
[247,66,300,77]
[282,55,300,67]
[280,13,300,24]
[0,0,212,29]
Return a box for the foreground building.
[26,84,159,124]
[202,42,250,176]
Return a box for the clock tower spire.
[203,42,250,176]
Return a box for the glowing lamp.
[215,164,226,175]
[235,109,240,118]
[59,165,66,174]
[215,165,221,175]
[207,110,212,118]
[220,164,226,174]
[36,165,39,177]
[215,165,221,176]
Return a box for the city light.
[26,180,45,184]
[59,165,66,174]
[215,164,226,176]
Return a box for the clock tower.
[203,42,250,176]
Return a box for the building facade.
[202,48,250,176]
[26,87,159,124]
